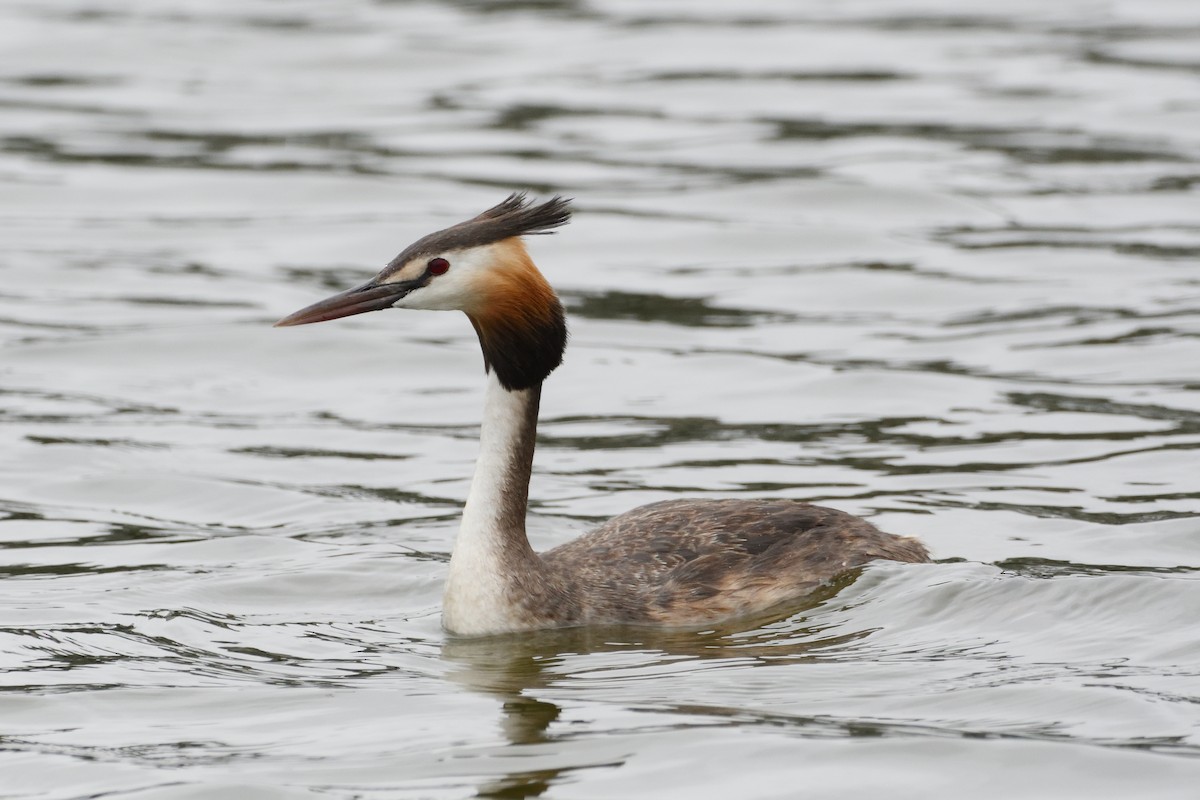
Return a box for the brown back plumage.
[524,499,930,628]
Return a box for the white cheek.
[394,272,471,310]
[391,246,494,311]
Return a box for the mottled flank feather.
[501,499,929,629]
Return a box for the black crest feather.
[385,193,572,270]
[473,192,572,236]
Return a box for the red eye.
[428,257,450,276]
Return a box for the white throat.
[442,370,541,635]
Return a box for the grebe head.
[275,193,571,390]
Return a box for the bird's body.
[277,195,929,637]
[512,498,923,633]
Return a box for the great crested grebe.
[276,194,929,636]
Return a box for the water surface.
[2,1,1199,797]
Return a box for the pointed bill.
[274,282,414,327]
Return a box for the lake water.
[2,0,1199,797]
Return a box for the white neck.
[442,370,542,635]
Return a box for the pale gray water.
[2,0,1199,797]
